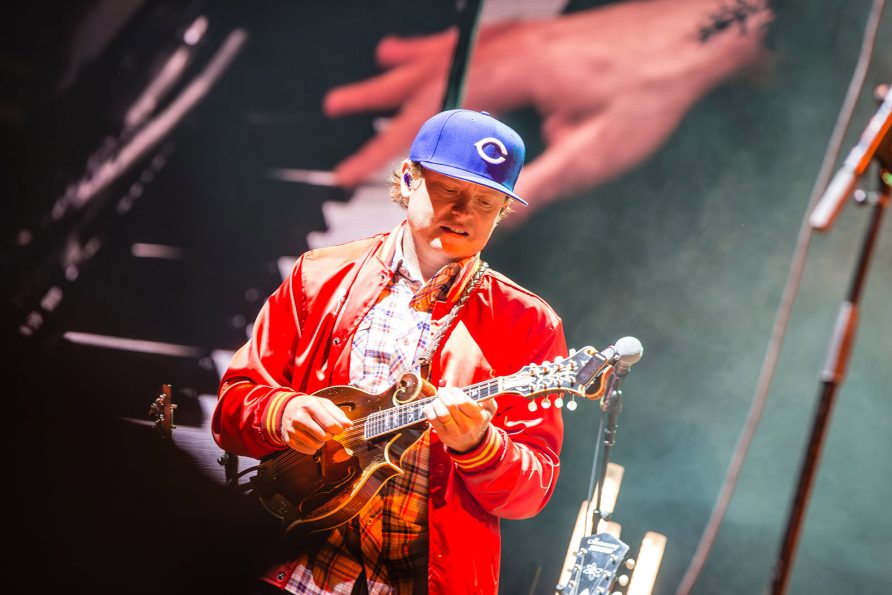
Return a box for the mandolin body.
[251,373,432,536]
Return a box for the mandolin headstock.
[501,347,616,411]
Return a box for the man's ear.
[497,196,512,222]
[400,160,413,199]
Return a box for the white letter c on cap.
[474,137,508,165]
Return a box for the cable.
[675,1,888,593]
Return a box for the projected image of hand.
[323,0,772,225]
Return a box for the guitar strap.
[415,260,490,382]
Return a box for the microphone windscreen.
[615,336,643,366]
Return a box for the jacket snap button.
[277,572,286,580]
[332,337,340,345]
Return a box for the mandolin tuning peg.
[553,396,564,408]
[566,400,578,411]
[528,401,538,412]
[541,398,551,409]
[569,348,577,356]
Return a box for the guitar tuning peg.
[566,399,578,411]
[528,401,538,412]
[554,396,564,408]
[541,397,551,409]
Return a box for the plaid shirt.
[285,232,477,595]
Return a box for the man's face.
[405,167,508,264]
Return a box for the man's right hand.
[280,395,353,454]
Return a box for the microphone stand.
[556,340,641,595]
[587,367,629,534]
[768,164,890,594]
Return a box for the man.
[213,109,567,594]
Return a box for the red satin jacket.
[212,226,567,595]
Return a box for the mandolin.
[235,346,618,536]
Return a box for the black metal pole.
[768,170,890,595]
[588,360,634,532]
[589,388,623,533]
[585,400,607,524]
[441,0,484,111]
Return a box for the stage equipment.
[769,83,891,595]
[554,338,664,595]
[810,85,892,230]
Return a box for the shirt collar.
[390,225,420,282]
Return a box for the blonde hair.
[389,161,513,220]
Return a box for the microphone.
[576,337,642,389]
[600,336,643,411]
[599,338,643,457]
[612,336,643,375]
[810,84,892,231]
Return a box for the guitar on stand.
[556,337,644,595]
[559,532,630,595]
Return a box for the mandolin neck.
[363,377,503,440]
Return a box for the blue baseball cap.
[409,109,528,205]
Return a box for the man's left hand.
[423,386,497,453]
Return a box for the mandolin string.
[337,376,500,436]
[265,379,507,475]
[335,376,502,439]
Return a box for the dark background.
[3,1,890,594]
